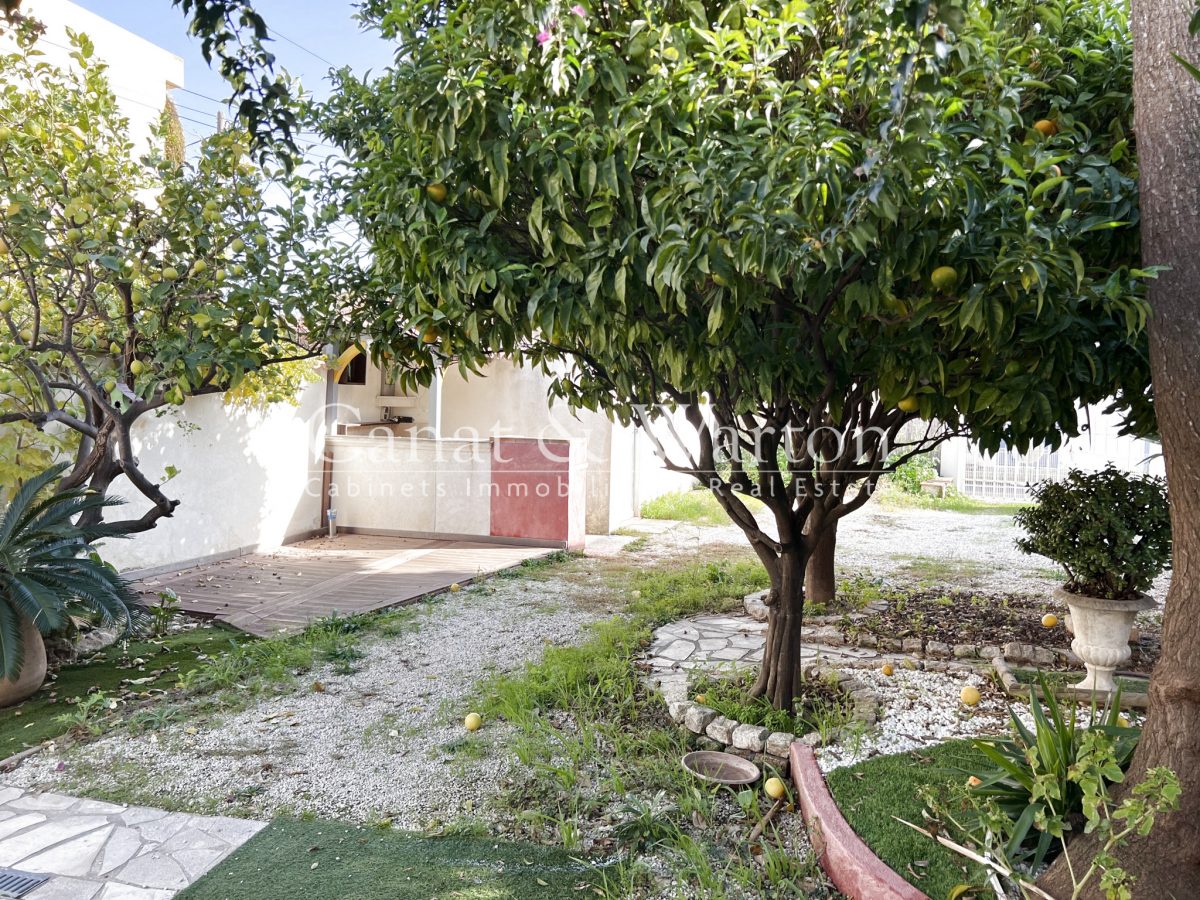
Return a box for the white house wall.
[97,384,326,575]
[9,1,185,154]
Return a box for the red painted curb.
[790,743,929,900]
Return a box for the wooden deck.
[136,533,550,637]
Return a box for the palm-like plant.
[0,463,143,680]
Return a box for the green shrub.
[1014,466,1171,600]
[885,453,938,495]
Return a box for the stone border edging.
[790,742,929,900]
[665,660,879,775]
[992,656,1150,711]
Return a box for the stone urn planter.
[0,617,47,708]
[1055,586,1153,694]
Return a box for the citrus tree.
[0,24,351,527]
[321,0,1152,709]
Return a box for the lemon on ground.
[897,396,920,414]
[967,775,982,787]
[464,712,483,732]
[694,693,707,705]
[1041,613,1059,628]
[425,182,448,203]
[764,777,787,800]
[881,663,895,677]
[1118,714,1131,727]
[960,685,982,707]
[1033,119,1059,137]
[930,265,959,292]
[450,582,462,592]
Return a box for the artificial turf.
[824,739,989,899]
[0,624,239,759]
[177,819,607,899]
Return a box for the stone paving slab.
[645,613,883,702]
[0,786,264,899]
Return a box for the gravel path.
[8,577,610,827]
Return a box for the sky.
[72,0,396,150]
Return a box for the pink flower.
[570,4,587,16]
[536,29,551,45]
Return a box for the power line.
[271,28,337,69]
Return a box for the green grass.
[1,601,436,760]
[891,554,996,583]
[691,668,853,737]
[639,488,761,526]
[875,484,1029,515]
[825,740,988,898]
[177,819,607,900]
[1010,667,1148,697]
[470,556,830,897]
[0,625,237,759]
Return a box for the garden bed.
[0,623,239,761]
[824,740,989,898]
[794,585,1161,674]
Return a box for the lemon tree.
[0,24,351,527]
[321,0,1152,709]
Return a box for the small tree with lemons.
[0,24,352,524]
[323,0,1152,709]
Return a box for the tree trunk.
[805,519,837,607]
[751,545,807,710]
[1039,5,1200,896]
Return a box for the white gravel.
[817,663,1139,771]
[7,576,609,826]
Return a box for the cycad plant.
[0,463,142,681]
[968,673,1139,869]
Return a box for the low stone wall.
[660,661,879,777]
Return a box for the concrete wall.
[11,1,185,154]
[98,384,327,574]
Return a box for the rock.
[901,637,924,654]
[798,731,823,747]
[74,626,120,655]
[668,701,692,724]
[731,724,769,752]
[901,657,919,670]
[744,591,769,623]
[881,637,904,652]
[810,626,842,645]
[926,641,951,658]
[953,644,978,659]
[765,731,795,758]
[979,645,1001,660]
[1003,642,1057,666]
[695,736,724,752]
[705,716,736,745]
[684,705,718,734]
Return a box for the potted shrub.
[1015,466,1171,693]
[0,464,142,706]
